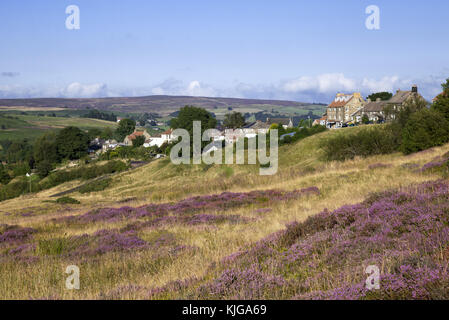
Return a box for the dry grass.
[0,128,448,299]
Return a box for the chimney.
[411,85,418,93]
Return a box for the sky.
[0,0,448,102]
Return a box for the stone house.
[326,92,365,127]
[362,85,426,122]
[363,98,387,122]
[124,130,151,146]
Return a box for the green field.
[0,113,118,141]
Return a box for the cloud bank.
[0,73,446,102]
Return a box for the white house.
[143,129,177,148]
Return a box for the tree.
[432,78,449,122]
[116,118,136,141]
[100,127,114,140]
[0,164,11,185]
[34,132,59,165]
[82,109,117,122]
[170,106,217,156]
[394,96,427,131]
[56,126,90,160]
[36,160,53,178]
[132,135,145,147]
[170,106,217,135]
[87,128,102,140]
[223,112,245,129]
[367,92,393,101]
[401,108,449,154]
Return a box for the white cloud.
[60,82,109,98]
[149,79,217,97]
[283,73,357,94]
[0,74,445,102]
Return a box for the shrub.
[401,108,449,154]
[40,160,128,190]
[0,179,34,201]
[320,125,400,161]
[56,196,80,204]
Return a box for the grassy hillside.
[0,114,117,141]
[0,127,448,299]
[0,96,326,117]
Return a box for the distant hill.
[0,95,326,117]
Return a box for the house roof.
[162,129,173,135]
[388,90,420,105]
[328,94,353,107]
[127,130,147,140]
[364,101,387,112]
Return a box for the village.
[88,84,431,158]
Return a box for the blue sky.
[0,0,448,102]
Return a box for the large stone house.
[326,92,365,127]
[387,85,424,110]
[362,85,425,122]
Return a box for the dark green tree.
[432,78,449,121]
[223,112,245,129]
[100,127,114,140]
[170,106,217,135]
[367,92,393,101]
[0,164,11,185]
[36,160,53,178]
[401,108,449,154]
[132,135,146,147]
[87,128,102,140]
[116,119,136,141]
[56,126,90,160]
[34,132,59,164]
[170,106,217,156]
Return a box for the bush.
[0,179,37,201]
[320,125,400,161]
[40,160,128,190]
[56,196,80,204]
[78,178,112,194]
[401,109,449,154]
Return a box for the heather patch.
[59,187,320,225]
[421,154,449,174]
[192,180,449,299]
[0,225,36,245]
[32,229,185,260]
